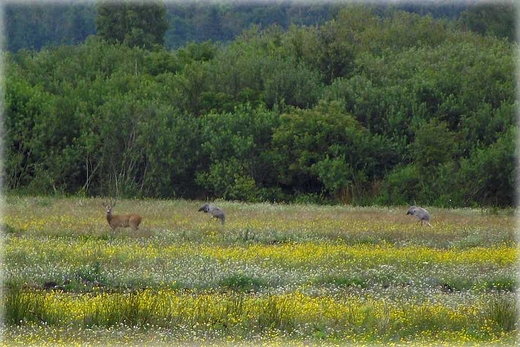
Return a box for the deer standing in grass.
[103,199,142,230]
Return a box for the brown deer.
[103,199,142,230]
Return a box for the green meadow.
[2,196,517,346]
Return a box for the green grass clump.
[219,274,266,292]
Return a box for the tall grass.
[4,288,517,342]
[2,196,518,345]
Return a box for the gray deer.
[198,203,225,225]
[406,205,431,227]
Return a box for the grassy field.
[1,196,518,346]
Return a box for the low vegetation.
[2,196,517,345]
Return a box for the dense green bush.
[4,8,516,207]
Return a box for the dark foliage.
[5,2,515,53]
[4,7,516,207]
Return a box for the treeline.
[5,1,516,52]
[4,0,336,52]
[5,7,516,207]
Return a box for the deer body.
[104,200,142,230]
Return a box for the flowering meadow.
[2,196,518,346]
